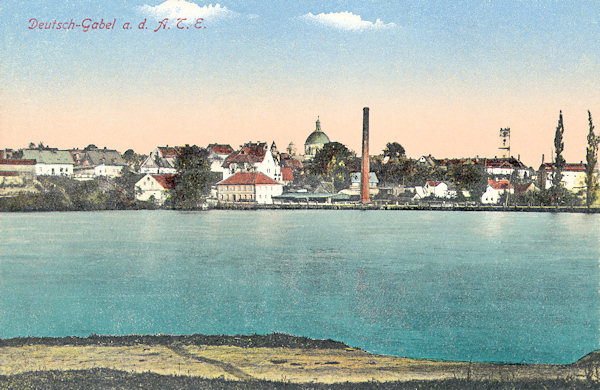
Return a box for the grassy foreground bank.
[1,334,600,389]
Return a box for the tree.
[383,142,405,160]
[448,163,488,201]
[552,111,566,205]
[307,142,355,192]
[585,110,598,207]
[170,145,213,209]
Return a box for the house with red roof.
[207,143,234,180]
[216,172,283,204]
[281,167,294,185]
[135,174,176,205]
[222,142,282,183]
[538,162,587,192]
[140,146,180,174]
[0,159,36,188]
[485,157,530,179]
[481,179,514,204]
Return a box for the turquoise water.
[1,210,599,364]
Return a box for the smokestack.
[361,107,370,204]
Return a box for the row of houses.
[0,147,127,181]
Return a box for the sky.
[1,0,599,166]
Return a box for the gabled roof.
[21,149,74,165]
[540,162,586,172]
[488,179,513,190]
[513,183,538,194]
[281,167,294,182]
[207,144,234,155]
[151,174,176,189]
[217,172,280,186]
[426,180,443,187]
[83,150,126,166]
[280,157,303,170]
[222,143,267,167]
[0,159,36,166]
[158,147,180,158]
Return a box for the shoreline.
[1,204,599,213]
[2,334,600,388]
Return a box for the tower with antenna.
[499,127,510,158]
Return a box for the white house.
[485,157,529,179]
[538,163,587,192]
[222,142,282,182]
[21,149,74,177]
[72,148,126,180]
[423,181,456,198]
[216,172,283,204]
[135,174,176,205]
[206,144,234,180]
[140,146,179,174]
[481,179,514,204]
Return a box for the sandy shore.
[1,334,599,387]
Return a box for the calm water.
[1,210,599,364]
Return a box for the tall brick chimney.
[361,107,370,204]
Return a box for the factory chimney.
[361,107,370,204]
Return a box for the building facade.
[216,172,283,204]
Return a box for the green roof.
[273,192,350,200]
[305,118,330,146]
[22,150,74,165]
[84,150,126,166]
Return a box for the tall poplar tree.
[585,110,598,207]
[552,111,566,205]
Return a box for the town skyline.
[1,1,599,167]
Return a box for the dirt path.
[166,344,255,381]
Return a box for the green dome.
[304,118,330,146]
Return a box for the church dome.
[304,118,330,146]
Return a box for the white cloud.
[300,11,396,31]
[139,0,234,23]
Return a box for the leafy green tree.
[308,142,355,191]
[448,163,488,201]
[170,145,213,209]
[585,110,598,207]
[122,149,146,172]
[552,111,566,205]
[383,142,406,160]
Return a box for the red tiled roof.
[426,180,442,186]
[540,162,586,172]
[152,174,176,189]
[0,159,36,165]
[281,167,294,182]
[486,161,513,168]
[281,158,303,170]
[488,179,513,190]
[217,172,279,186]
[208,144,234,155]
[158,147,179,158]
[223,144,266,167]
[513,183,534,194]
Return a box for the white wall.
[255,184,283,204]
[36,164,73,176]
[135,174,169,205]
